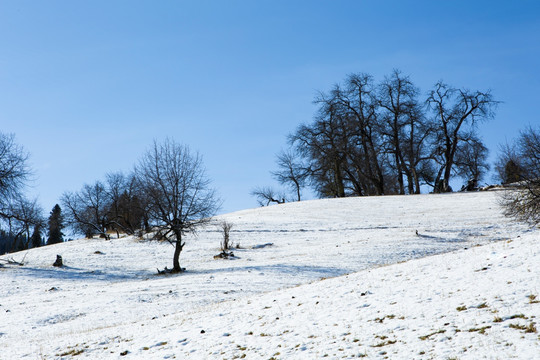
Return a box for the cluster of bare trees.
[0,134,219,272]
[61,172,146,240]
[61,139,219,272]
[255,70,497,204]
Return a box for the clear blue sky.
[1,1,539,214]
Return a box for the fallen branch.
[0,256,25,266]
[157,266,186,275]
[213,251,236,260]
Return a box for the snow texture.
[0,191,538,359]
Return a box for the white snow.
[1,191,539,359]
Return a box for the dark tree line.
[0,132,66,254]
[255,70,497,203]
[0,132,41,254]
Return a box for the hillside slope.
[0,191,537,359]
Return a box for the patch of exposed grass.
[509,314,527,320]
[525,323,537,333]
[468,326,491,335]
[373,314,396,323]
[419,329,446,340]
[456,305,467,312]
[509,322,536,333]
[372,339,397,347]
[509,323,526,331]
[57,348,84,356]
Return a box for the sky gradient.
[1,1,539,214]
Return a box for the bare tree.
[219,221,234,251]
[105,172,146,236]
[271,149,307,201]
[454,136,490,190]
[378,70,421,194]
[500,126,540,225]
[427,82,497,192]
[61,181,112,239]
[251,186,286,206]
[502,179,540,225]
[0,133,31,216]
[292,101,348,198]
[15,197,44,248]
[135,139,219,273]
[3,196,44,252]
[518,125,540,179]
[332,73,388,195]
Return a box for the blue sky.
[1,1,539,214]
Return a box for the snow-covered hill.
[1,191,538,359]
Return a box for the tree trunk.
[294,179,301,202]
[395,152,405,195]
[334,160,346,197]
[172,231,184,272]
[412,168,421,194]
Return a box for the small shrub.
[219,221,234,251]
[477,302,489,309]
[510,323,526,331]
[508,322,536,333]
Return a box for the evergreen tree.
[47,204,64,245]
[504,159,523,184]
[30,223,43,248]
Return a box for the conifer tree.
[47,204,64,245]
[30,223,43,248]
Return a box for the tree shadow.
[188,263,348,278]
[10,265,148,282]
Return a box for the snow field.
[0,191,538,359]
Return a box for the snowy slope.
[0,191,538,359]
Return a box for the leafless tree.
[501,179,540,225]
[61,181,112,239]
[332,73,388,196]
[271,149,307,201]
[292,97,350,198]
[251,186,286,206]
[379,70,432,194]
[105,172,147,236]
[427,82,497,192]
[135,139,219,272]
[518,125,540,179]
[454,136,490,190]
[3,196,44,252]
[500,126,540,225]
[0,133,31,216]
[219,221,234,251]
